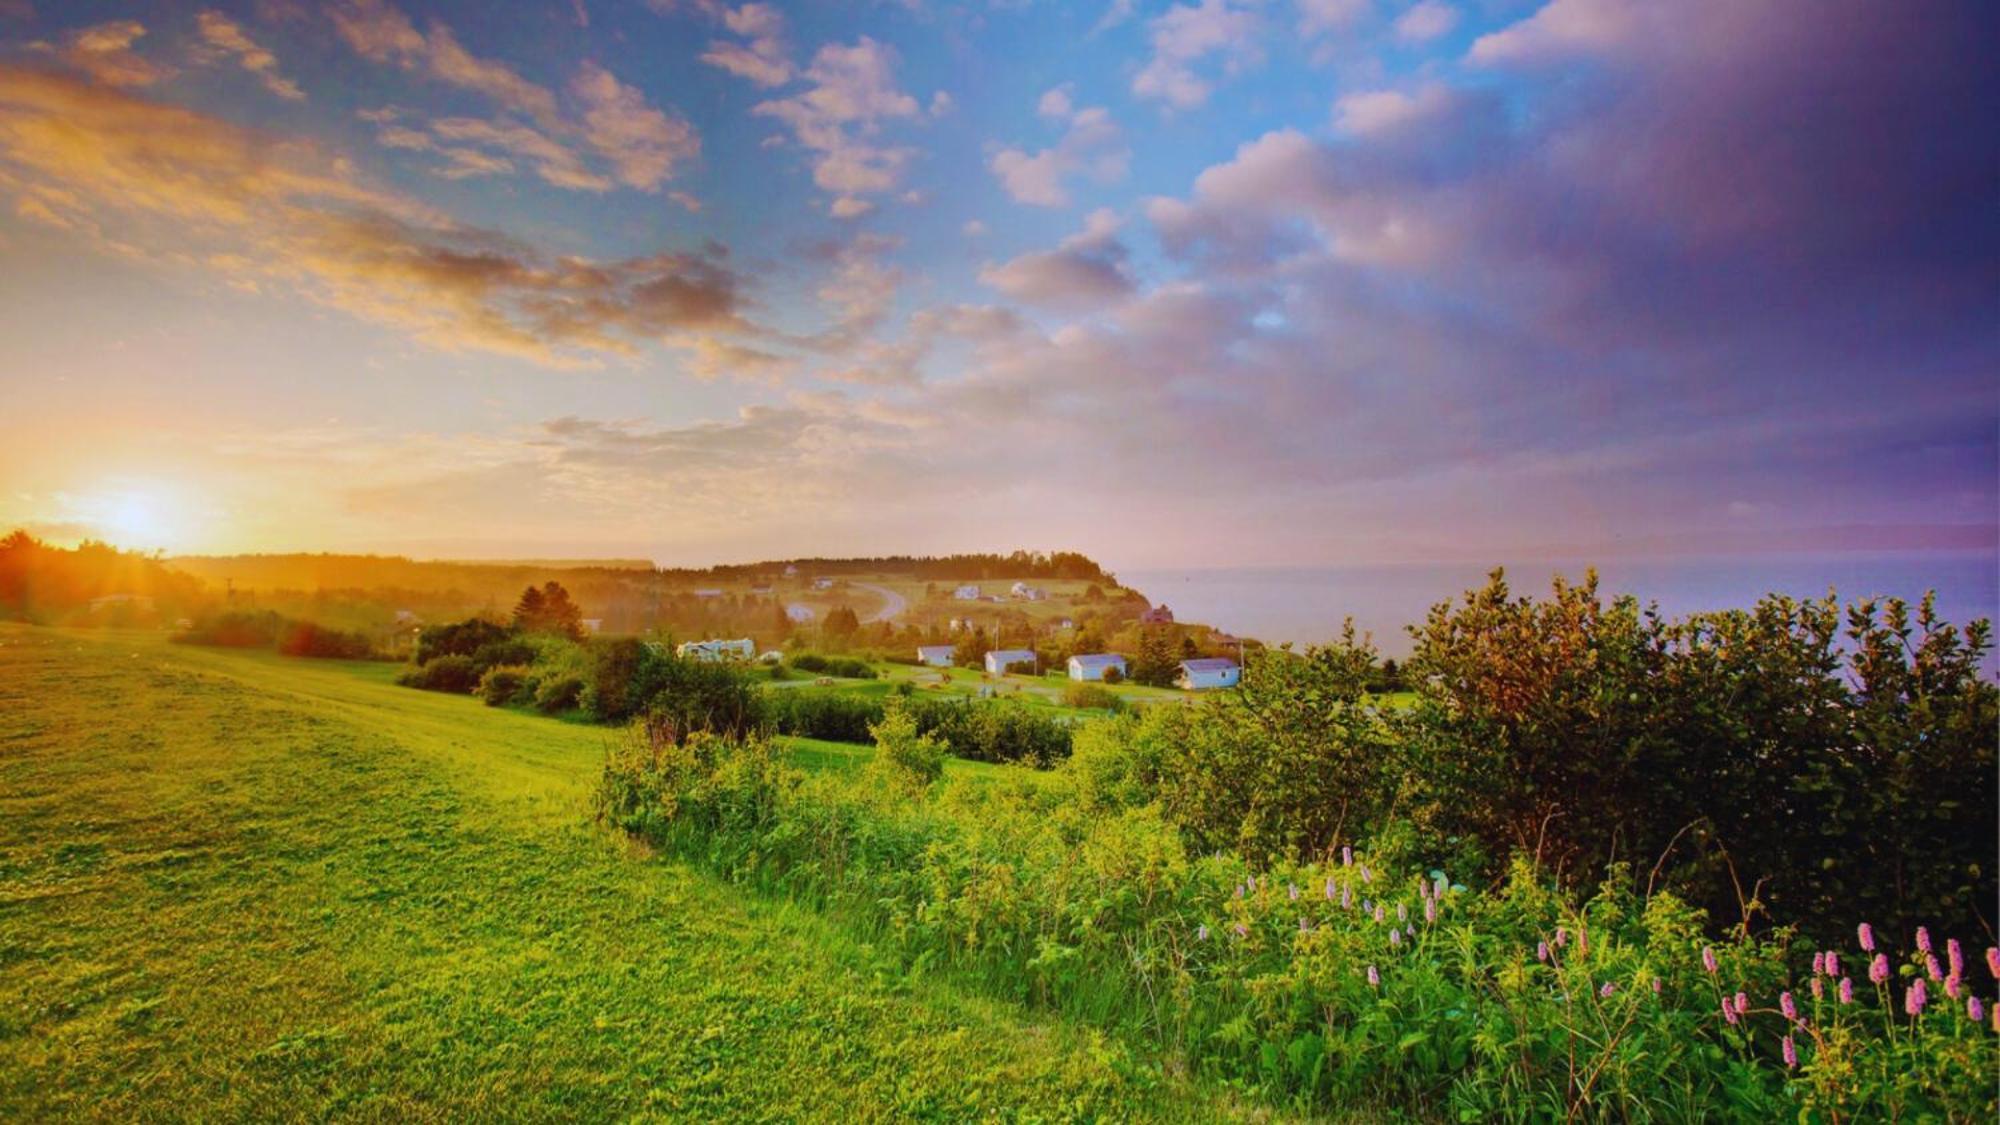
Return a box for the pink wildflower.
[1733,992,1749,1017]
[1916,926,1932,954]
[1537,941,1550,962]
[1987,946,2000,979]
[1869,954,1890,983]
[1555,926,1568,948]
[1904,978,1927,1016]
[1780,991,1797,1021]
[1947,938,1963,978]
[1858,922,1876,952]
[1341,845,1352,867]
[1599,981,1615,998]
[1366,965,1379,988]
[1839,977,1854,1004]
[1722,998,1739,1026]
[1812,952,1825,975]
[1969,996,1984,1023]
[1825,951,1839,976]
[1424,899,1437,924]
[1781,1034,1797,1069]
[1702,947,1718,974]
[1325,878,1336,901]
[1288,883,1300,902]
[1944,975,1961,1000]
[1925,954,1942,982]
[1810,977,1823,1000]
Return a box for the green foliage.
[533,673,585,714]
[414,618,511,665]
[175,610,285,649]
[511,581,585,640]
[763,689,882,743]
[478,664,531,706]
[275,621,375,659]
[1060,682,1127,712]
[1130,627,1178,687]
[787,652,875,678]
[597,722,1998,1120]
[868,701,946,793]
[397,654,479,694]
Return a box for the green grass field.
[0,625,1271,1121]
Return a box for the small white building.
[1067,653,1127,682]
[813,577,835,590]
[984,648,1037,675]
[1177,657,1240,690]
[1009,581,1046,601]
[580,618,603,634]
[953,584,981,600]
[786,604,816,623]
[783,564,799,577]
[678,637,756,662]
[916,644,956,668]
[694,588,723,599]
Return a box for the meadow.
[0,625,1259,1121]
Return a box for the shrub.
[788,652,875,679]
[1060,683,1125,713]
[277,621,374,659]
[174,610,285,649]
[1100,665,1123,685]
[469,638,537,671]
[479,664,531,706]
[534,673,585,714]
[414,618,512,665]
[762,689,882,743]
[397,654,479,694]
[868,701,945,793]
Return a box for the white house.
[813,577,835,590]
[953,584,981,600]
[984,648,1037,675]
[678,637,756,662]
[1009,581,1046,601]
[916,644,956,667]
[1177,657,1240,690]
[1067,653,1127,681]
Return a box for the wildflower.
[1652,978,1662,995]
[1373,904,1385,924]
[1858,922,1876,952]
[1733,992,1748,1018]
[1839,977,1854,1004]
[1944,975,1961,1000]
[1556,926,1569,948]
[1904,978,1927,1016]
[1288,882,1300,902]
[1825,951,1839,976]
[1340,886,1351,910]
[1424,899,1437,924]
[1780,991,1797,1021]
[1362,898,1373,915]
[1925,955,1942,982]
[1810,977,1823,1000]
[1325,878,1336,901]
[1361,864,1373,884]
[1987,947,2000,979]
[1366,965,1380,987]
[1396,902,1407,924]
[1435,875,1449,899]
[1916,926,1932,954]
[1703,947,1719,974]
[1947,938,1964,978]
[1299,916,1311,934]
[1722,998,1739,1026]
[1389,929,1401,947]
[1781,1034,1797,1069]
[1233,922,1248,940]
[1600,982,1615,998]
[1812,952,1825,975]
[1578,929,1589,956]
[1537,941,1550,962]
[1234,883,1244,899]
[1342,845,1353,867]
[1196,924,1209,941]
[1970,996,1985,1023]
[1869,954,1890,983]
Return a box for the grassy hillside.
[0,625,1265,1121]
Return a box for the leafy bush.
[595,728,1998,1120]
[414,618,512,665]
[174,610,285,649]
[1060,683,1126,712]
[868,701,944,793]
[397,654,480,694]
[277,621,375,659]
[469,638,537,671]
[788,652,876,679]
[479,664,531,706]
[534,673,585,714]
[763,689,882,743]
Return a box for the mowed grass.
[0,625,1264,1122]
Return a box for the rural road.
[850,582,907,623]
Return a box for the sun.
[80,482,198,552]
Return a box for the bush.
[788,652,876,679]
[1100,665,1123,685]
[762,689,883,743]
[277,621,375,659]
[174,611,285,649]
[414,618,512,665]
[868,701,945,793]
[469,638,537,671]
[479,664,531,706]
[534,673,585,714]
[397,654,479,694]
[1060,683,1126,713]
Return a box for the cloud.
[333,0,696,194]
[1297,0,1371,37]
[990,96,1128,208]
[0,66,765,371]
[1393,1,1457,43]
[700,3,794,87]
[571,62,699,190]
[979,208,1135,307]
[754,37,922,214]
[1332,82,1462,137]
[47,21,172,89]
[1132,0,1262,109]
[196,10,306,100]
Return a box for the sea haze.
[1121,551,2000,664]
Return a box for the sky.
[0,0,1993,570]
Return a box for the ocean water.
[1121,551,1999,664]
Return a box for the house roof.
[917,644,955,656]
[1180,658,1238,673]
[987,648,1037,661]
[1069,653,1126,667]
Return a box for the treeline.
[1084,571,1996,945]
[173,610,378,660]
[0,531,205,623]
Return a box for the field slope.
[0,626,1259,1121]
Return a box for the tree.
[1131,626,1178,687]
[825,604,861,640]
[513,581,584,640]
